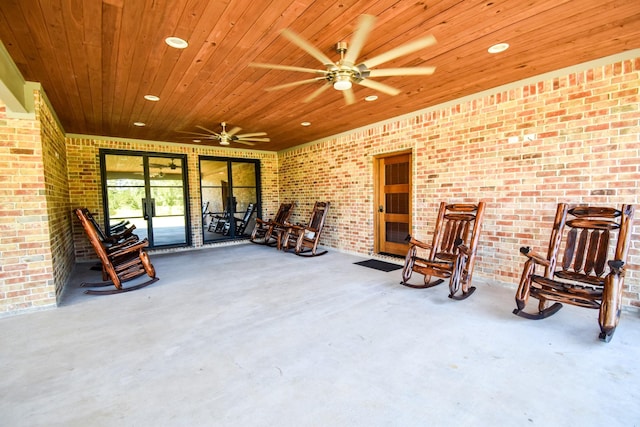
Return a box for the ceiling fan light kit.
[250,14,437,105]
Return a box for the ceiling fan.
[149,158,181,170]
[249,14,437,105]
[178,122,270,146]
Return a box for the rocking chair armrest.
[287,224,306,233]
[108,239,149,258]
[255,218,270,226]
[456,243,471,257]
[407,237,432,250]
[106,235,139,252]
[519,246,550,266]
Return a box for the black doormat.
[354,259,403,272]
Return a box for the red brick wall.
[38,92,75,302]
[279,56,640,309]
[0,92,61,315]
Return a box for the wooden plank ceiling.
[0,0,638,152]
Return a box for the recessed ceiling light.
[365,95,378,102]
[301,122,311,126]
[165,37,188,49]
[488,43,509,54]
[144,95,160,101]
[133,122,146,127]
[192,139,201,143]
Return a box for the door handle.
[150,198,156,217]
[142,198,149,220]
[379,205,384,213]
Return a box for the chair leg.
[448,256,475,300]
[598,274,623,342]
[513,258,534,312]
[400,247,416,285]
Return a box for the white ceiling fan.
[249,14,437,105]
[178,122,270,146]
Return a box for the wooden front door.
[375,152,412,256]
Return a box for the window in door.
[200,156,260,242]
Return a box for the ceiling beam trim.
[0,40,35,116]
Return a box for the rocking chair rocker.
[75,208,158,295]
[400,202,486,300]
[513,203,634,342]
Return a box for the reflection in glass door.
[101,151,190,248]
[200,157,260,242]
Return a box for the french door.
[100,150,190,248]
[200,156,260,242]
[374,152,412,256]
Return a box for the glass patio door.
[200,157,260,242]
[101,150,190,248]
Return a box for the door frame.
[373,150,413,256]
[99,149,191,249]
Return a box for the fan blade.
[343,14,376,66]
[368,66,436,77]
[249,62,327,74]
[238,137,270,142]
[304,82,332,103]
[235,141,256,146]
[357,79,401,96]
[265,77,327,91]
[236,132,267,138]
[227,126,242,136]
[176,130,218,137]
[343,88,356,105]
[281,28,335,67]
[362,34,436,69]
[196,125,221,135]
[177,135,217,139]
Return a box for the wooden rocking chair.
[282,201,331,256]
[400,202,486,300]
[75,208,158,295]
[513,203,634,342]
[250,202,294,247]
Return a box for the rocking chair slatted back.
[274,203,294,224]
[308,202,328,232]
[433,208,478,261]
[558,206,624,282]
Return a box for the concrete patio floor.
[1,243,639,426]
